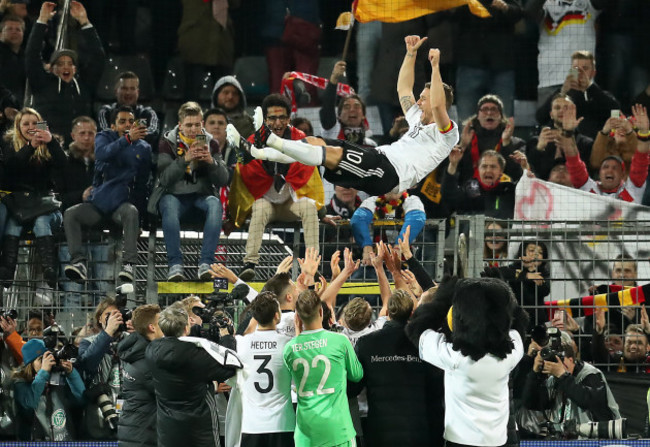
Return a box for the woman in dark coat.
[0,107,66,288]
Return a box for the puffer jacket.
[145,336,237,447]
[90,130,152,215]
[117,332,156,447]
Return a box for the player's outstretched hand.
[404,35,427,54]
[428,48,440,67]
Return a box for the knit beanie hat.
[22,339,47,366]
[49,49,78,66]
[477,94,504,115]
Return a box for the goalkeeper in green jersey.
[283,290,364,447]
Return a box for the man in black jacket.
[0,15,25,106]
[351,290,444,447]
[97,71,160,149]
[442,149,517,219]
[117,304,163,447]
[535,51,619,140]
[25,1,104,143]
[55,116,113,309]
[319,61,376,146]
[520,337,621,438]
[145,305,240,447]
[527,94,594,180]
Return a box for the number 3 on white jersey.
[292,355,335,397]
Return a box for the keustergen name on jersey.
[291,338,327,352]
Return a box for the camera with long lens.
[42,323,79,373]
[84,383,118,431]
[0,309,18,333]
[105,284,134,332]
[531,325,564,362]
[544,418,627,440]
[189,283,249,342]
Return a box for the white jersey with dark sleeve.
[378,105,458,192]
[234,330,295,434]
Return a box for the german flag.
[353,0,491,22]
[545,284,648,318]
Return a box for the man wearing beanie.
[453,94,526,185]
[24,1,104,142]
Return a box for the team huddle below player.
[227,36,459,196]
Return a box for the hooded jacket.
[145,336,237,447]
[210,76,254,137]
[116,332,156,447]
[25,22,104,139]
[157,125,229,196]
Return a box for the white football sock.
[251,146,298,163]
[267,136,325,166]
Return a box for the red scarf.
[471,133,502,179]
[476,176,500,191]
[281,72,355,117]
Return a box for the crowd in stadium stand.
[0,0,649,444]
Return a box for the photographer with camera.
[146,305,240,447]
[117,304,163,447]
[13,339,85,441]
[520,334,621,439]
[0,312,24,439]
[77,296,131,440]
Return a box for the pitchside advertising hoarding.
[2,441,650,446]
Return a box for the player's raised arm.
[428,48,451,132]
[397,35,428,115]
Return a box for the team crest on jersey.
[544,0,591,33]
[51,409,66,428]
[111,367,121,387]
[408,125,422,139]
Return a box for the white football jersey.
[235,330,295,434]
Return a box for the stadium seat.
[316,57,339,101]
[232,56,269,103]
[162,57,186,102]
[95,55,156,102]
[196,70,216,107]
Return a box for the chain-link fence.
[3,217,650,374]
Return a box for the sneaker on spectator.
[198,263,212,281]
[239,263,256,282]
[167,264,184,282]
[119,263,134,282]
[64,261,87,283]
